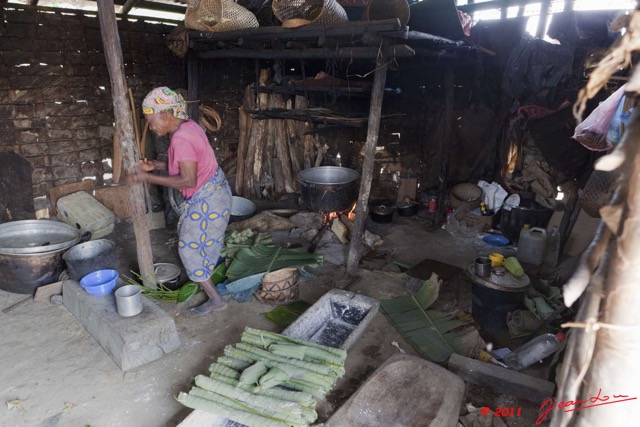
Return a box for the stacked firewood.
[235,69,318,199]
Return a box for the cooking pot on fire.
[298,167,360,213]
[0,220,90,294]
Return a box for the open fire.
[309,203,357,253]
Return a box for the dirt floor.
[0,206,573,427]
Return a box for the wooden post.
[536,0,551,39]
[346,55,389,275]
[97,0,156,287]
[435,67,454,225]
[187,52,199,121]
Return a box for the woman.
[127,87,231,314]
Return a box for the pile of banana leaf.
[177,327,347,427]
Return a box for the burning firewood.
[331,217,350,244]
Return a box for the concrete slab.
[326,353,465,427]
[62,280,181,371]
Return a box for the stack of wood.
[235,69,318,199]
[330,213,354,245]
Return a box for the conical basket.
[272,0,349,28]
[256,268,300,305]
[185,0,259,32]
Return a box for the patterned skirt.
[177,168,232,282]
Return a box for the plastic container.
[499,192,553,244]
[517,225,547,265]
[56,191,115,239]
[504,257,524,277]
[79,269,119,296]
[503,332,565,371]
[543,226,561,268]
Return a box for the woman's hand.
[126,169,148,184]
[139,158,156,172]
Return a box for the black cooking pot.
[397,201,419,217]
[370,205,394,223]
[230,196,257,223]
[62,239,119,282]
[299,167,360,213]
[0,220,90,294]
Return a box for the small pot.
[370,205,394,223]
[396,201,419,217]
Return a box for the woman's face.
[145,111,172,136]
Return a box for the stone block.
[448,353,556,404]
[63,280,181,371]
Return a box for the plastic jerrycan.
[517,225,547,265]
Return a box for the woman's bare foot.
[188,298,228,315]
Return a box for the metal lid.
[0,220,81,255]
[154,262,181,283]
[372,205,392,215]
[466,264,530,292]
[298,166,360,185]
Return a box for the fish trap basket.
[272,0,349,27]
[185,0,259,32]
[363,0,410,26]
[256,268,300,305]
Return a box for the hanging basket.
[362,0,409,26]
[256,268,300,305]
[185,0,260,32]
[272,0,349,28]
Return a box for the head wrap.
[142,87,189,120]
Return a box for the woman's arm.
[127,161,197,190]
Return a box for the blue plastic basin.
[79,269,119,296]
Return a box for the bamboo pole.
[346,55,389,274]
[435,67,454,225]
[97,0,156,287]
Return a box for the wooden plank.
[196,45,415,60]
[187,52,199,121]
[34,281,64,302]
[396,178,417,203]
[97,0,156,287]
[49,180,95,216]
[448,353,555,404]
[346,51,389,275]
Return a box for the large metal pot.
[62,239,119,282]
[0,220,86,294]
[298,167,360,213]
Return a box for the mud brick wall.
[0,6,185,199]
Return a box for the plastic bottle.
[544,226,561,268]
[517,224,547,265]
[503,332,565,371]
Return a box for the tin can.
[428,197,437,213]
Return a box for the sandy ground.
[0,213,566,427]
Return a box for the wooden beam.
[196,45,415,60]
[187,52,199,121]
[536,0,551,39]
[458,0,530,13]
[346,53,389,275]
[189,19,403,43]
[121,0,144,15]
[435,66,454,225]
[97,0,157,287]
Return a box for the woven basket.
[580,169,621,218]
[363,0,409,26]
[256,268,300,305]
[185,0,259,32]
[272,0,349,27]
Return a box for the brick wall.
[0,6,185,199]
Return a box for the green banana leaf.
[380,282,475,363]
[226,243,323,281]
[263,300,311,327]
[177,282,201,303]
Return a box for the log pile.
[235,69,317,199]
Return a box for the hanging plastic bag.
[573,84,626,151]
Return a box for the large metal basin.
[298,166,360,213]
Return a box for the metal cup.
[474,256,492,278]
[115,285,143,317]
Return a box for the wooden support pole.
[435,67,454,225]
[536,0,551,39]
[346,55,389,275]
[97,0,156,287]
[187,52,199,121]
